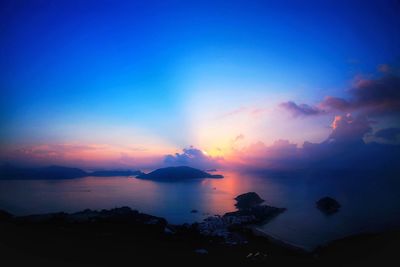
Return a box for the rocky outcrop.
[234,192,265,210]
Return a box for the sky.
[1,0,400,169]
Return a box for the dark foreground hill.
[0,206,398,267]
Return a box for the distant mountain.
[0,165,87,180]
[89,170,144,177]
[0,165,142,180]
[136,166,223,181]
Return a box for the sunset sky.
[1,0,400,169]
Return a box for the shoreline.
[248,225,312,252]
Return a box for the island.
[136,166,224,181]
[316,197,341,215]
[0,165,143,180]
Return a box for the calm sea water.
[1,170,399,250]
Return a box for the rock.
[316,197,341,214]
[234,192,265,210]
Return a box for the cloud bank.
[281,67,400,118]
[231,114,399,172]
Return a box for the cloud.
[234,134,245,142]
[219,106,270,120]
[378,64,391,73]
[0,143,162,169]
[349,74,400,115]
[230,139,300,169]
[280,101,325,117]
[163,147,221,169]
[281,65,400,118]
[374,128,400,142]
[219,107,248,119]
[230,115,400,172]
[327,114,372,143]
[9,144,102,160]
[319,96,352,111]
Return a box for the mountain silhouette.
[0,165,142,180]
[137,166,223,181]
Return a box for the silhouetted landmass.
[0,209,13,221]
[137,166,223,181]
[0,165,142,180]
[89,170,144,177]
[316,197,341,215]
[0,165,87,180]
[234,192,265,210]
[1,205,399,266]
[14,207,166,226]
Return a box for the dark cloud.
[163,147,221,169]
[280,101,325,117]
[319,96,352,111]
[281,67,400,118]
[374,127,400,142]
[349,74,400,115]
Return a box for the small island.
[316,197,341,215]
[136,166,224,181]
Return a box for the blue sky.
[1,0,400,167]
